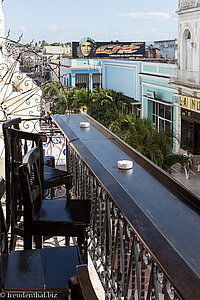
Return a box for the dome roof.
[179,0,200,10]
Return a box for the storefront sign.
[179,95,200,114]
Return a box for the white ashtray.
[118,160,133,170]
[80,122,90,128]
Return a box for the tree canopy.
[109,115,187,171]
[43,84,187,172]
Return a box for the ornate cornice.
[179,0,200,10]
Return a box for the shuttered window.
[75,74,89,84]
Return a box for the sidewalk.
[171,164,200,198]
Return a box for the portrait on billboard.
[73,39,145,58]
[77,37,96,58]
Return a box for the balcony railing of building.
[170,66,200,89]
[50,113,200,300]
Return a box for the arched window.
[186,31,191,40]
[183,29,192,70]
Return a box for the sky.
[3,0,178,44]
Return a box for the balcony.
[47,112,199,300]
[1,111,200,299]
[170,66,200,90]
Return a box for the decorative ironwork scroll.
[0,37,68,160]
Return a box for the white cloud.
[8,25,27,34]
[88,30,142,41]
[18,26,27,32]
[149,28,157,33]
[48,25,71,33]
[117,12,173,20]
[146,27,175,40]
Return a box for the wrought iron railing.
[64,135,182,300]
[0,37,70,162]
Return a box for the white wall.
[178,8,200,74]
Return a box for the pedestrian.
[197,162,200,173]
[184,149,193,179]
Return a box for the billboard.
[72,37,145,58]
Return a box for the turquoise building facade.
[102,60,141,101]
[102,59,142,116]
[102,60,179,152]
[60,58,180,152]
[140,62,179,152]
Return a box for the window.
[187,31,191,40]
[75,74,89,88]
[151,100,173,132]
[183,29,192,70]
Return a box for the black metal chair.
[0,180,96,299]
[8,127,73,251]
[18,146,91,262]
[2,118,55,233]
[3,118,20,232]
[10,127,72,196]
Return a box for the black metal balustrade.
[65,133,182,300]
[68,148,183,300]
[52,113,200,300]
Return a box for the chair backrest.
[68,265,98,300]
[18,146,43,233]
[2,118,22,175]
[0,178,8,291]
[2,118,21,228]
[9,128,45,187]
[76,265,98,300]
[0,178,7,248]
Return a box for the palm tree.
[43,82,66,100]
[50,87,128,122]
[88,88,112,124]
[88,88,128,127]
[69,88,91,109]
[50,86,186,173]
[109,115,187,172]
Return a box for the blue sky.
[3,0,178,44]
